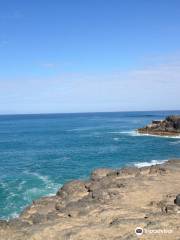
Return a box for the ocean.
[0,111,180,219]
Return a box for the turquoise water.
[0,111,180,219]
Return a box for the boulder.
[56,180,88,201]
[117,167,140,177]
[138,115,180,136]
[91,168,114,181]
[149,165,167,175]
[174,194,180,206]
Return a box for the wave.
[169,140,180,145]
[1,211,20,220]
[120,130,139,136]
[24,171,56,187]
[0,181,8,189]
[17,180,26,191]
[134,159,168,168]
[114,130,180,139]
[135,132,180,139]
[23,187,45,202]
[113,137,119,141]
[30,172,52,185]
[67,126,104,132]
[23,171,60,197]
[9,212,19,219]
[109,130,140,136]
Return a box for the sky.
[0,0,180,114]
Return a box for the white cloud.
[0,53,180,113]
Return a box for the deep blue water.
[0,111,180,219]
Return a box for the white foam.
[26,187,42,195]
[137,132,180,139]
[67,126,103,132]
[31,172,51,185]
[109,130,141,136]
[134,159,168,168]
[113,137,119,141]
[24,171,56,187]
[9,212,19,219]
[0,181,8,189]
[23,171,60,197]
[17,180,26,191]
[108,131,121,134]
[116,130,180,139]
[67,128,90,132]
[169,140,180,145]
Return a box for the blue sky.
[0,0,180,114]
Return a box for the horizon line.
[0,109,180,117]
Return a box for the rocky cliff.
[138,115,180,136]
[1,159,180,239]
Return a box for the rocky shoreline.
[138,115,180,136]
[1,159,180,239]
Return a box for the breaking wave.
[134,159,168,168]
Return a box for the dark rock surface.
[174,194,180,206]
[138,115,180,136]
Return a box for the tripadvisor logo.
[135,227,143,236]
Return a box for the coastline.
[1,112,180,222]
[1,159,180,239]
[125,130,180,139]
[1,158,170,221]
[138,129,180,137]
[137,115,180,138]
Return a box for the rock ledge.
[138,115,180,136]
[1,159,180,239]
